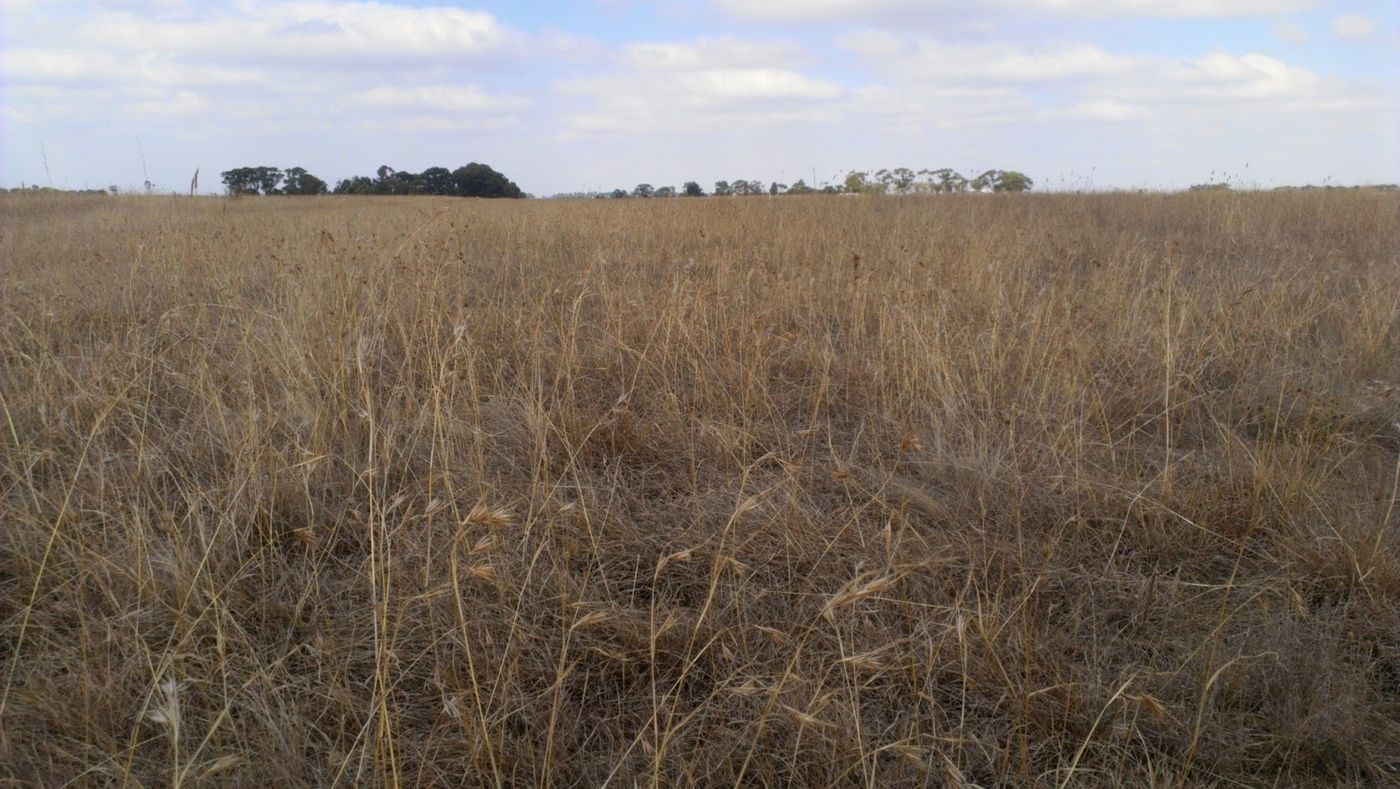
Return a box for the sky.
[1,0,1397,195]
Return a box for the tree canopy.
[550,167,1037,199]
[220,166,286,196]
[331,162,523,198]
[220,162,524,198]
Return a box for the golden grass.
[2,190,1398,786]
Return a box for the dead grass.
[2,190,1398,786]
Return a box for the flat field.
[2,191,1398,786]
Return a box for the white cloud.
[552,28,1388,156]
[625,37,807,69]
[675,68,841,100]
[356,85,530,114]
[84,1,520,65]
[2,47,267,87]
[843,35,1372,115]
[559,69,843,133]
[128,90,211,116]
[0,1,534,132]
[1056,99,1154,122]
[556,37,844,135]
[1330,13,1378,41]
[1272,21,1309,44]
[845,39,1135,82]
[1161,52,1324,100]
[838,30,911,59]
[717,0,1311,22]
[358,114,525,132]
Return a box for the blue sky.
[2,0,1396,195]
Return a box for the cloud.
[1056,99,1154,122]
[83,1,522,66]
[716,0,1312,23]
[2,47,267,87]
[624,37,807,69]
[840,38,1135,82]
[842,35,1373,115]
[1329,13,1378,41]
[356,85,530,114]
[358,114,525,132]
[553,28,1388,149]
[1161,52,1325,101]
[556,37,844,135]
[1272,21,1309,44]
[128,90,212,116]
[0,1,535,132]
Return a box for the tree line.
[219,162,523,198]
[555,168,1034,199]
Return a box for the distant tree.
[875,169,895,192]
[787,179,813,195]
[843,170,873,194]
[682,181,705,197]
[970,169,1000,192]
[108,185,119,195]
[420,167,454,195]
[769,182,787,195]
[713,180,733,197]
[333,175,375,194]
[220,168,255,195]
[252,167,282,194]
[632,183,655,198]
[655,185,677,198]
[993,170,1033,192]
[610,188,629,199]
[451,163,523,198]
[890,167,917,193]
[220,166,283,196]
[388,169,420,195]
[282,166,328,195]
[924,168,968,193]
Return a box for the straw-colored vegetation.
[2,191,1398,786]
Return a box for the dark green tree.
[993,170,1034,192]
[282,167,328,195]
[682,181,705,197]
[843,170,872,194]
[451,163,523,198]
[890,167,917,193]
[924,168,967,193]
[970,169,1000,192]
[713,180,733,196]
[731,179,764,196]
[220,166,284,195]
[333,176,375,194]
[420,167,453,195]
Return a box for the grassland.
[2,190,1398,786]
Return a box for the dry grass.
[2,190,1398,786]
